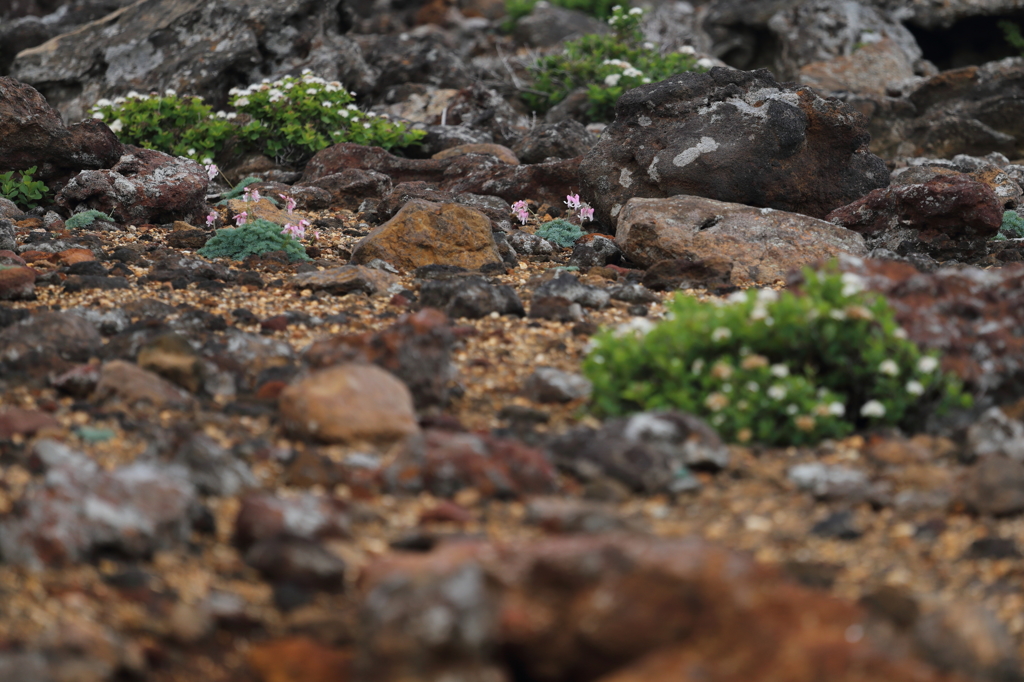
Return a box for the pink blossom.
[312,229,321,241]
[565,193,581,210]
[204,163,218,181]
[233,211,248,226]
[206,211,217,227]
[579,205,595,222]
[250,189,261,203]
[282,223,305,240]
[280,194,297,213]
[514,209,529,225]
[511,199,529,213]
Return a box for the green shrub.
[504,0,619,30]
[994,210,1024,241]
[0,166,50,210]
[523,5,702,122]
[999,20,1024,56]
[88,72,425,166]
[89,91,234,163]
[536,218,584,247]
[583,265,970,446]
[197,218,310,262]
[65,209,115,230]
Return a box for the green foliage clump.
[88,72,425,166]
[504,0,618,30]
[523,5,702,122]
[0,166,50,210]
[65,210,115,230]
[999,20,1024,56]
[197,218,310,262]
[89,91,234,163]
[583,266,971,446]
[994,210,1024,241]
[536,218,585,247]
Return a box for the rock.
[10,0,374,123]
[579,67,889,229]
[0,265,36,300]
[913,602,1020,682]
[351,200,502,273]
[0,407,60,439]
[810,510,863,540]
[92,360,197,411]
[303,143,449,185]
[234,491,351,551]
[799,38,917,96]
[418,123,495,155]
[63,274,130,292]
[245,536,346,592]
[0,76,124,181]
[0,310,103,372]
[57,147,209,226]
[432,143,519,165]
[440,83,530,148]
[529,296,583,322]
[524,497,643,534]
[513,3,608,47]
[171,431,256,497]
[961,457,1024,516]
[383,428,559,499]
[548,411,728,494]
[789,463,871,501]
[378,181,456,221]
[0,458,195,568]
[522,367,592,403]
[0,220,16,251]
[290,265,399,297]
[616,195,866,286]
[278,363,420,444]
[304,308,456,411]
[826,171,1002,260]
[369,31,474,98]
[966,407,1024,463]
[513,119,598,164]
[303,169,393,212]
[136,332,205,393]
[568,234,621,269]
[532,271,610,309]
[442,154,581,210]
[247,637,352,682]
[507,229,554,256]
[640,255,734,291]
[418,275,525,319]
[358,535,953,682]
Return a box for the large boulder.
[10,0,376,122]
[0,76,125,181]
[579,67,889,230]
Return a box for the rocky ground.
[4,0,1024,681]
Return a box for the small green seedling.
[0,166,50,210]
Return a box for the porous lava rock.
[579,67,889,229]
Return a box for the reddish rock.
[247,637,352,682]
[302,169,392,212]
[55,248,95,266]
[0,407,60,438]
[234,491,351,551]
[0,265,36,300]
[0,250,26,266]
[826,173,1003,259]
[302,143,448,185]
[56,146,208,226]
[799,38,915,96]
[432,143,519,165]
[92,360,197,411]
[383,428,560,499]
[290,264,399,297]
[350,199,501,273]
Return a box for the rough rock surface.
[579,67,889,229]
[616,195,866,286]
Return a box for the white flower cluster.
[601,58,651,87]
[229,71,349,108]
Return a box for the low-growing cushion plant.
[65,210,115,230]
[523,5,702,122]
[994,210,1024,241]
[0,166,49,210]
[583,265,971,446]
[536,218,585,247]
[197,218,311,262]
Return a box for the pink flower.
[514,209,529,225]
[206,211,217,227]
[280,194,297,214]
[565,193,581,210]
[511,199,529,213]
[282,223,305,240]
[312,229,321,241]
[204,163,218,181]
[579,205,595,222]
[250,189,261,203]
[234,211,248,226]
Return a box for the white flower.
[917,356,939,373]
[92,112,104,120]
[628,6,643,14]
[165,88,176,96]
[692,359,705,374]
[113,96,126,104]
[642,41,655,50]
[363,122,371,129]
[109,119,123,133]
[229,87,241,95]
[906,380,925,396]
[727,290,748,304]
[96,98,112,107]
[306,88,317,94]
[127,90,141,98]
[757,288,779,303]
[604,73,622,87]
[339,109,349,118]
[786,404,799,415]
[860,400,886,418]
[750,304,769,321]
[697,58,714,68]
[347,104,358,110]
[893,327,908,339]
[202,157,212,164]
[767,385,787,400]
[745,381,759,392]
[828,402,846,417]
[770,364,789,378]
[614,317,657,338]
[226,112,238,120]
[285,82,295,90]
[679,45,696,55]
[235,97,250,107]
[829,309,847,321]
[623,67,643,78]
[878,359,899,376]
[642,77,651,83]
[187,148,196,155]
[302,68,312,74]
[711,327,731,342]
[322,101,332,108]
[840,272,865,297]
[216,110,227,118]
[268,88,283,98]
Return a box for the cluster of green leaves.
[0,166,49,210]
[65,210,114,230]
[536,218,584,247]
[583,265,971,446]
[88,72,425,166]
[994,210,1024,241]
[999,20,1024,56]
[504,0,618,30]
[89,91,234,163]
[197,218,310,262]
[523,5,702,122]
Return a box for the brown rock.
[0,407,60,438]
[227,197,293,226]
[278,363,420,444]
[432,143,519,165]
[302,169,392,211]
[247,637,352,682]
[234,491,351,551]
[799,38,915,96]
[291,265,399,297]
[350,199,501,273]
[136,333,205,394]
[55,248,95,266]
[616,195,866,286]
[0,265,36,300]
[961,457,1024,516]
[640,255,734,291]
[92,360,196,411]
